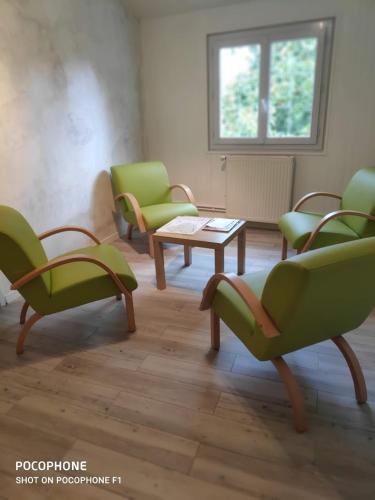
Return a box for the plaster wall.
[0,0,143,302]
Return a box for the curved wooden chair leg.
[272,356,307,433]
[332,336,367,404]
[124,293,136,333]
[211,309,220,350]
[20,302,29,325]
[281,237,288,260]
[127,223,133,240]
[17,313,43,355]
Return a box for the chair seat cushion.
[127,202,199,230]
[279,211,359,250]
[46,244,137,314]
[212,270,269,356]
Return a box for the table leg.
[148,232,155,258]
[154,239,166,290]
[237,227,246,275]
[184,245,192,266]
[215,247,224,274]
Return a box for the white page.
[205,218,239,229]
[157,216,211,235]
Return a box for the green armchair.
[200,237,375,432]
[111,161,199,256]
[279,167,375,259]
[0,206,137,354]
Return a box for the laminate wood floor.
[0,229,374,499]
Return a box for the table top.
[153,219,247,248]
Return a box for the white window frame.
[207,18,334,152]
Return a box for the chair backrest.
[111,162,172,213]
[340,167,375,237]
[0,206,51,306]
[261,237,375,351]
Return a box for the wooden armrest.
[11,253,131,298]
[293,192,342,212]
[170,184,197,206]
[114,192,146,233]
[38,226,101,244]
[301,210,375,253]
[200,273,280,339]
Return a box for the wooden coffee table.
[152,220,247,290]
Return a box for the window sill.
[206,148,328,157]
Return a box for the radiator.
[226,155,295,223]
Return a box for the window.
[208,19,334,151]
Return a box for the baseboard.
[100,231,119,244]
[247,221,279,231]
[3,289,20,305]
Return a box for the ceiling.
[126,0,251,19]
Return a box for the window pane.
[219,44,261,138]
[268,37,318,138]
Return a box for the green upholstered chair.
[111,161,199,256]
[0,206,138,354]
[279,167,375,259]
[200,237,375,432]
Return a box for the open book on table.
[156,216,241,235]
[156,216,211,235]
[203,218,240,232]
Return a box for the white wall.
[0,0,142,302]
[141,0,375,211]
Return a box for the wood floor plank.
[231,347,375,402]
[0,338,64,371]
[139,354,317,408]
[109,390,315,467]
[215,391,300,431]
[0,400,13,415]
[7,394,199,474]
[0,413,74,496]
[46,483,125,500]
[317,390,375,430]
[0,364,120,415]
[0,413,73,462]
[0,472,50,500]
[55,354,220,413]
[191,444,343,500]
[161,325,211,349]
[60,439,255,500]
[89,330,237,372]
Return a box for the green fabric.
[212,238,375,361]
[212,270,268,354]
[278,211,358,249]
[140,203,198,230]
[111,161,198,229]
[279,167,375,250]
[111,162,172,216]
[0,206,51,311]
[44,244,137,315]
[0,206,137,316]
[340,167,375,237]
